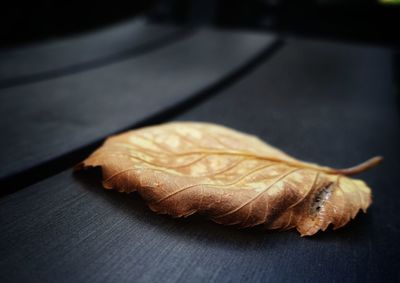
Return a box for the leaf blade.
[79,122,379,236]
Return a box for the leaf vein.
[215,168,300,219]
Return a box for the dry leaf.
[78,122,381,236]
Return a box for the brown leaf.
[77,122,382,236]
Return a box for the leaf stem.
[334,156,383,176]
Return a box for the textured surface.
[0,29,276,180]
[0,19,181,86]
[0,38,398,282]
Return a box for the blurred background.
[1,0,399,47]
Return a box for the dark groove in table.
[0,29,192,90]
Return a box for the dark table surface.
[0,19,182,86]
[0,20,399,283]
[0,27,276,184]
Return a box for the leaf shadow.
[306,213,372,242]
[73,168,371,248]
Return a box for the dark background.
[1,0,399,48]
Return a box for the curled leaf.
[78,122,381,236]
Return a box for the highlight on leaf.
[77,122,381,236]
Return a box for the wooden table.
[0,18,398,283]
